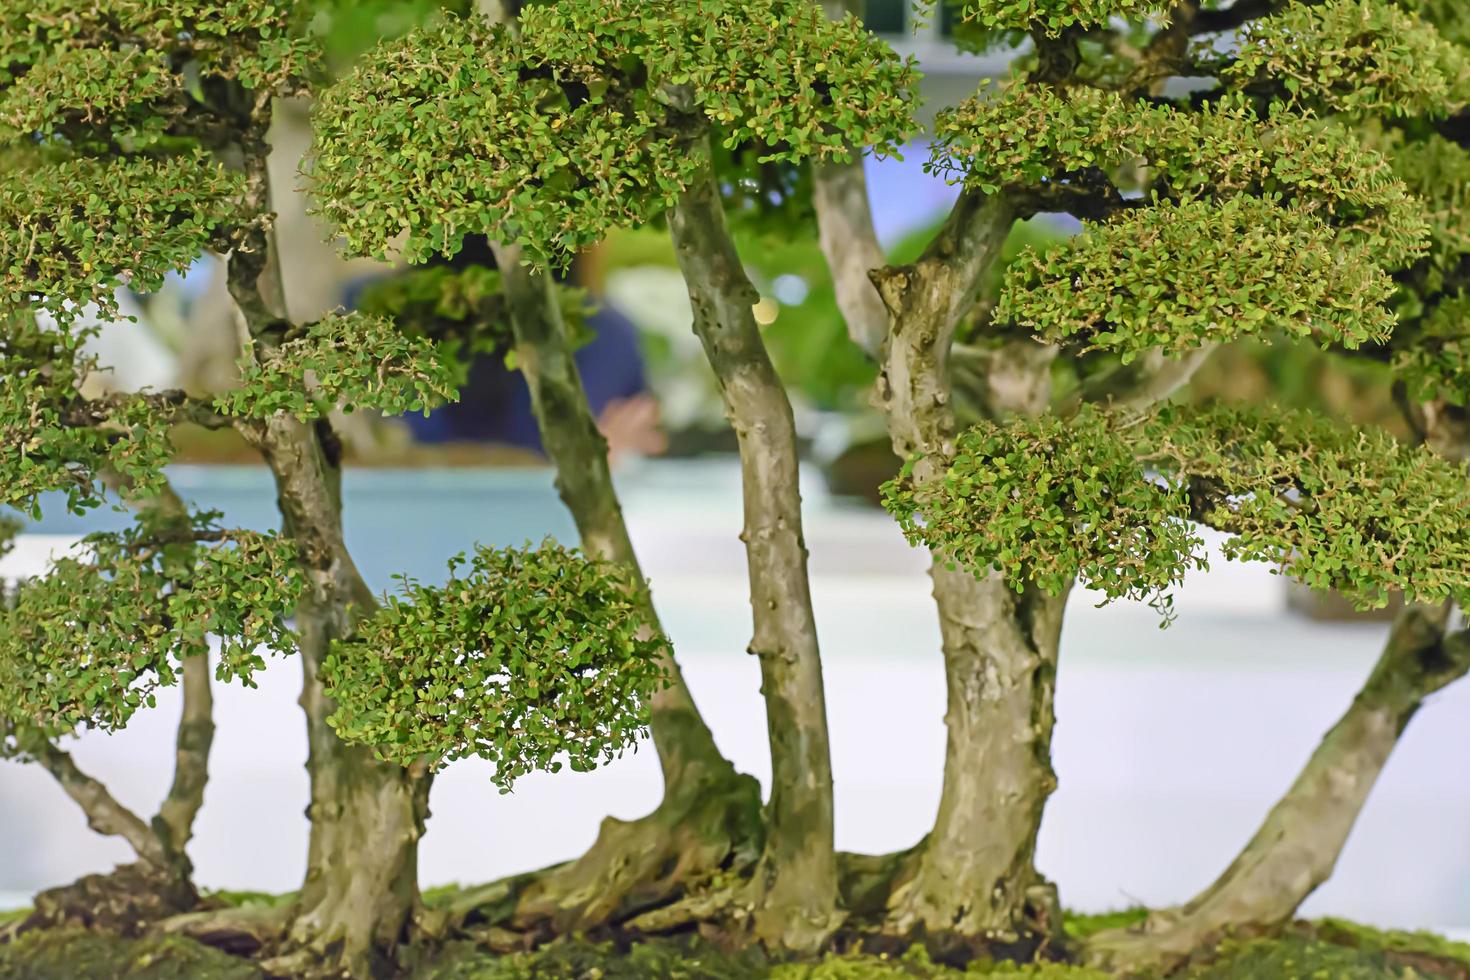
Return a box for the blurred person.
[351,236,667,462]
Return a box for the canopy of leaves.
[0,318,175,516]
[311,0,915,264]
[884,404,1470,616]
[882,408,1204,615]
[323,540,667,789]
[0,0,314,94]
[953,0,1164,35]
[0,155,241,321]
[214,311,457,422]
[997,195,1399,356]
[1226,0,1470,117]
[0,513,302,743]
[0,46,182,148]
[931,86,1430,266]
[1394,292,1470,404]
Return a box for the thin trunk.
[668,158,841,950]
[228,135,426,976]
[813,157,888,358]
[1088,607,1470,972]
[152,653,213,860]
[485,244,761,932]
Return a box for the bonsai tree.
[4,0,1470,975]
[813,0,1470,965]
[0,2,666,974]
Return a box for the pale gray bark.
[669,158,841,951]
[1080,343,1218,412]
[487,243,762,932]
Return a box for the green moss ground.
[1,917,1467,979]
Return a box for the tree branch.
[813,158,890,358]
[31,740,170,868]
[1079,343,1218,411]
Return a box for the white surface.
[1,465,1466,937]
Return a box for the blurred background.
[2,0,1464,940]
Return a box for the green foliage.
[997,196,1399,357]
[214,311,458,421]
[1149,403,1470,606]
[1394,293,1470,404]
[0,155,242,321]
[1375,127,1470,272]
[323,540,667,788]
[882,406,1205,615]
[311,1,915,264]
[955,0,1163,35]
[884,403,1470,617]
[0,46,181,147]
[0,929,264,980]
[0,0,315,94]
[0,318,175,516]
[931,87,1429,266]
[0,513,301,742]
[1226,0,1470,117]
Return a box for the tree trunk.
[668,159,842,951]
[246,415,429,980]
[866,194,1073,956]
[885,578,1069,957]
[481,244,762,934]
[226,142,426,975]
[1088,607,1470,973]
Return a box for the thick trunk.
[1088,607,1470,972]
[885,578,1069,957]
[246,415,428,980]
[668,160,841,950]
[484,244,762,933]
[869,194,1070,954]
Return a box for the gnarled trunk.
[481,244,762,934]
[885,577,1069,957]
[1088,606,1470,973]
[668,160,841,951]
[867,194,1072,954]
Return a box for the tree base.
[17,862,198,939]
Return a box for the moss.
[1312,917,1470,967]
[1181,934,1424,979]
[0,930,263,980]
[416,937,769,979]
[1063,909,1150,943]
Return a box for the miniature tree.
[310,0,914,950]
[0,3,666,975]
[813,0,1470,964]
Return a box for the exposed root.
[455,773,763,941]
[17,862,199,939]
[154,904,290,958]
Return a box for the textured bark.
[485,243,762,933]
[866,193,1072,954]
[227,136,425,977]
[1089,608,1470,973]
[669,159,841,951]
[153,653,214,860]
[813,157,888,358]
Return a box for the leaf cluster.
[932,87,1430,266]
[214,311,459,422]
[0,155,242,322]
[884,403,1470,617]
[1226,0,1470,117]
[0,512,302,744]
[997,195,1399,357]
[0,317,175,516]
[955,0,1165,35]
[311,0,915,264]
[323,540,668,789]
